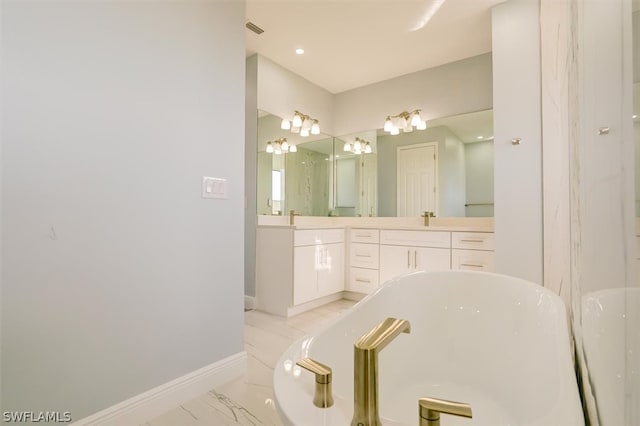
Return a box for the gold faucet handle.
[296,358,334,408]
[419,397,472,426]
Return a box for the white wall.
[492,0,543,284]
[1,1,245,419]
[333,54,493,136]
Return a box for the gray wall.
[333,53,493,136]
[1,1,245,419]
[465,141,494,217]
[246,56,258,298]
[377,126,466,217]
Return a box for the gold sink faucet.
[419,397,473,426]
[296,358,334,408]
[289,209,300,225]
[350,317,411,426]
[422,211,435,226]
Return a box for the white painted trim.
[72,351,246,426]
[244,295,256,310]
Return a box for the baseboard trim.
[244,295,256,310]
[72,351,246,426]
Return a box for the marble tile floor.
[141,299,357,426]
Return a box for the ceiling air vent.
[246,21,264,35]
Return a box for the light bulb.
[292,114,303,128]
[280,119,291,130]
[281,140,289,151]
[410,111,422,127]
[289,144,297,152]
[364,143,372,154]
[390,127,400,136]
[416,120,427,130]
[300,127,310,137]
[266,142,273,153]
[384,117,393,132]
[354,145,362,154]
[344,141,351,152]
[311,121,320,135]
[354,140,362,151]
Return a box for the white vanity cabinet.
[256,227,345,317]
[348,228,380,294]
[293,230,344,305]
[379,230,451,284]
[451,232,495,272]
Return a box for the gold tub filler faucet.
[295,358,334,408]
[351,317,411,426]
[296,317,473,426]
[419,397,473,426]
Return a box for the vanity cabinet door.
[293,245,319,305]
[380,245,451,284]
[413,247,451,272]
[379,245,414,284]
[317,243,344,297]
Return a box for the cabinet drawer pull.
[460,263,484,268]
[355,278,371,283]
[407,250,411,268]
[355,233,372,238]
[414,250,418,269]
[460,239,484,243]
[355,253,372,258]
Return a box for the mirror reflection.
[257,109,494,218]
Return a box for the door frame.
[396,142,439,217]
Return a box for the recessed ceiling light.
[633,114,638,119]
[477,135,484,140]
[295,48,305,55]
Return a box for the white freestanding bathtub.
[274,271,584,425]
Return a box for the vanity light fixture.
[343,137,372,155]
[265,137,296,155]
[280,110,321,137]
[383,109,427,135]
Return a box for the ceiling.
[246,0,504,94]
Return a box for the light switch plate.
[202,176,228,199]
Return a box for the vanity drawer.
[350,243,380,269]
[349,267,379,294]
[295,229,344,246]
[379,229,450,248]
[451,249,494,272]
[350,228,380,244]
[452,232,494,251]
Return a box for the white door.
[397,143,437,217]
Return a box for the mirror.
[257,109,493,217]
[257,111,334,216]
